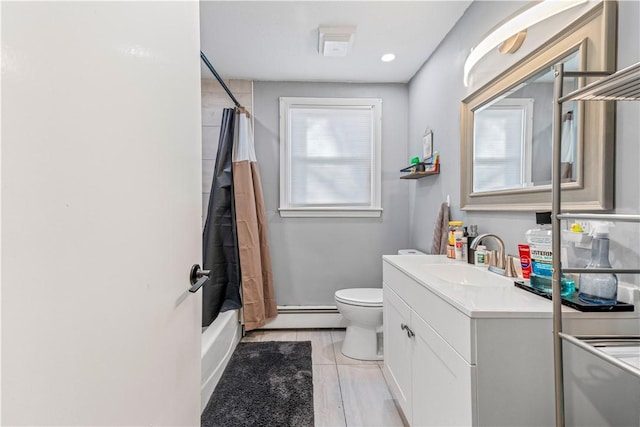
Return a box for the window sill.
[278,208,383,218]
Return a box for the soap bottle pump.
[578,221,618,305]
[467,225,478,264]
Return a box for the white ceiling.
[199,1,472,84]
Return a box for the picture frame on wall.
[423,130,433,160]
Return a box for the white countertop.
[383,254,640,319]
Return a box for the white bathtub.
[201,309,241,412]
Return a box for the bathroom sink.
[418,263,510,287]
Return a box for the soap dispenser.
[578,221,617,305]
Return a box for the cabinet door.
[382,284,413,423]
[412,312,476,427]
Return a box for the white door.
[1,2,203,425]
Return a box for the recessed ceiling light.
[381,53,396,62]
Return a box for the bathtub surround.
[201,341,314,427]
[201,79,253,222]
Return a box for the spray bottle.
[578,221,618,305]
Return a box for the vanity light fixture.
[318,25,356,57]
[499,30,528,54]
[463,0,587,86]
[381,53,396,62]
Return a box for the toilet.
[335,249,425,360]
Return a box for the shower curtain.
[202,108,241,327]
[232,111,277,331]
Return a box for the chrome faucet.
[470,233,510,275]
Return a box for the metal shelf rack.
[551,62,640,426]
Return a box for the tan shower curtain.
[232,110,277,330]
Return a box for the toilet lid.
[335,288,383,307]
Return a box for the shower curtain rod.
[200,51,244,110]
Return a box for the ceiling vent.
[318,26,356,57]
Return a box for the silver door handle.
[189,264,210,293]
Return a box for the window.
[279,97,382,217]
[473,98,534,192]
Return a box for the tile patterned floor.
[241,329,405,427]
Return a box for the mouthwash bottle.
[526,212,575,297]
[578,222,618,305]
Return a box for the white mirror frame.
[460,1,616,211]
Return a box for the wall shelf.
[400,165,440,179]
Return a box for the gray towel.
[431,202,450,255]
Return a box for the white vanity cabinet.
[382,258,552,427]
[384,283,476,426]
[383,263,478,427]
[382,255,640,426]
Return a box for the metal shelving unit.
[551,62,640,427]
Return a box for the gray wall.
[254,82,410,305]
[408,1,640,285]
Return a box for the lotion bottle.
[475,245,487,267]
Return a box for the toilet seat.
[335,288,383,307]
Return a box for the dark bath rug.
[201,341,313,427]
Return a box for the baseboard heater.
[260,305,348,329]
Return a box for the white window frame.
[279,97,382,218]
[472,97,534,192]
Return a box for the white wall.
[2,2,202,425]
[201,79,253,225]
[254,82,410,305]
[408,0,640,285]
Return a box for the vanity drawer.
[383,260,476,364]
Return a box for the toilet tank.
[398,249,425,255]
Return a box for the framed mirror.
[461,2,616,211]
